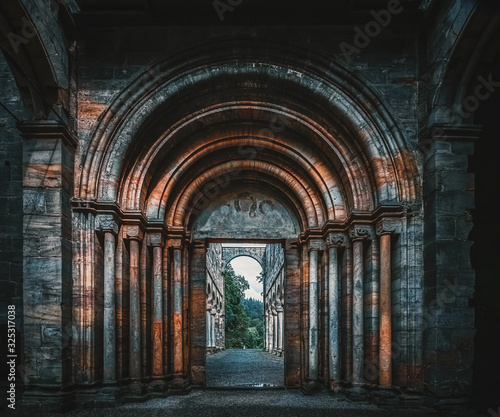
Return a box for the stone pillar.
[327,233,345,390]
[350,226,371,385]
[376,218,403,388]
[276,301,284,355]
[172,246,183,374]
[168,239,190,393]
[210,308,217,349]
[96,215,119,384]
[274,306,278,352]
[308,242,321,381]
[264,312,269,351]
[421,125,477,396]
[206,309,211,349]
[124,225,144,391]
[189,241,207,387]
[148,233,165,388]
[267,308,273,351]
[162,245,170,377]
[284,240,301,387]
[20,122,76,411]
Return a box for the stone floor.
[206,349,284,387]
[36,390,481,417]
[21,350,486,417]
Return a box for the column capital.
[307,239,324,252]
[326,232,347,248]
[376,218,403,236]
[95,214,119,235]
[122,224,144,241]
[168,238,184,249]
[147,232,165,247]
[349,224,373,241]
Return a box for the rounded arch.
[224,254,264,270]
[77,38,420,235]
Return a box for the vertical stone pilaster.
[172,246,183,375]
[421,126,477,398]
[96,215,119,384]
[350,225,372,386]
[376,218,402,388]
[147,232,165,389]
[123,224,144,395]
[326,233,346,390]
[162,244,170,377]
[276,301,284,355]
[284,240,301,388]
[168,238,191,393]
[19,122,76,411]
[306,239,323,386]
[190,240,206,387]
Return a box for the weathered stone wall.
[0,53,24,404]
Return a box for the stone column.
[96,215,119,384]
[272,307,278,353]
[350,226,371,385]
[20,122,76,410]
[267,308,273,351]
[264,312,269,351]
[206,309,211,350]
[148,233,165,385]
[169,240,190,393]
[327,233,345,390]
[162,245,170,377]
[124,225,144,389]
[308,241,322,382]
[276,301,284,355]
[376,218,402,387]
[172,246,183,374]
[210,308,217,349]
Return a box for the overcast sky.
[229,256,263,301]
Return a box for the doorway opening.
[205,242,285,388]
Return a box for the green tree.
[224,264,250,348]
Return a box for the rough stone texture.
[1,0,499,413]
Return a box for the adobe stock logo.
[213,0,243,22]
[339,0,404,63]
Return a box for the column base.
[328,380,345,394]
[168,376,192,395]
[95,383,122,407]
[300,379,321,395]
[125,379,146,399]
[148,378,167,393]
[346,386,369,401]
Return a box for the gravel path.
[206,349,284,387]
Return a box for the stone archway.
[65,40,423,401]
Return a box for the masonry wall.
[0,54,24,407]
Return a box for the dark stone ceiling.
[73,0,427,26]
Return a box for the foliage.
[224,265,264,349]
[224,264,249,348]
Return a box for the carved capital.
[376,218,403,236]
[123,224,144,241]
[349,225,373,241]
[326,232,346,248]
[95,214,119,235]
[307,239,324,252]
[167,238,183,249]
[147,233,165,247]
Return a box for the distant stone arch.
[222,246,266,269]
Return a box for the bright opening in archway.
[230,256,263,302]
